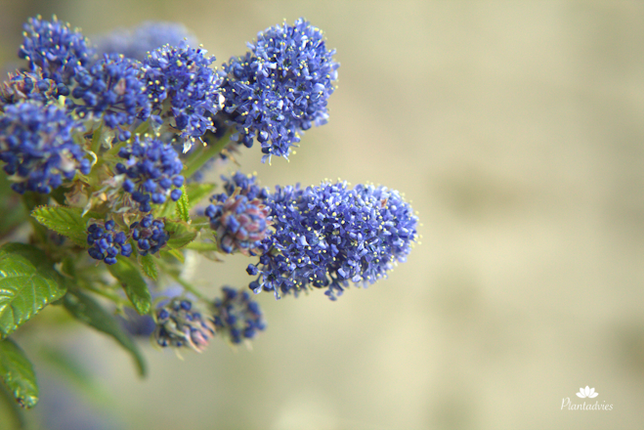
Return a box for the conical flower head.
[19,15,95,84]
[249,181,418,299]
[220,18,339,162]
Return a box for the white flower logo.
[576,386,598,398]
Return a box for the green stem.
[158,265,211,303]
[185,241,219,251]
[82,282,131,308]
[90,123,103,154]
[183,130,232,179]
[190,222,210,228]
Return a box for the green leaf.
[90,123,103,153]
[185,183,216,209]
[0,243,67,339]
[107,258,151,315]
[0,338,38,409]
[175,185,190,223]
[0,380,25,429]
[139,254,159,281]
[31,206,98,247]
[157,199,176,219]
[161,249,185,264]
[139,254,158,281]
[63,290,146,376]
[165,220,198,250]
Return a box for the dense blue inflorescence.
[0,101,90,194]
[213,287,266,344]
[94,21,198,62]
[67,54,150,140]
[219,18,339,162]
[19,15,95,85]
[87,220,133,265]
[205,172,271,255]
[115,136,184,212]
[0,15,421,363]
[153,298,216,351]
[129,214,169,255]
[248,181,418,300]
[143,45,221,142]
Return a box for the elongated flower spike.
[248,181,418,300]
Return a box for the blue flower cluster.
[205,173,271,255]
[94,21,198,62]
[143,45,221,141]
[248,181,418,300]
[0,101,90,194]
[87,220,133,265]
[115,136,184,212]
[0,70,58,108]
[19,15,95,85]
[130,215,169,255]
[213,287,266,344]
[67,54,150,139]
[153,298,216,351]
[219,18,339,161]
[0,15,420,366]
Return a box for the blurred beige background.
[1,1,643,429]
